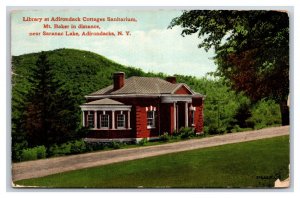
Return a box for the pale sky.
[11,9,217,77]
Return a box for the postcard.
[10,8,290,188]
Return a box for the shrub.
[159,132,170,142]
[172,129,180,137]
[179,127,195,139]
[231,125,241,133]
[70,140,86,154]
[49,144,59,156]
[35,145,47,159]
[206,124,225,135]
[247,99,281,129]
[49,142,72,157]
[60,142,72,155]
[21,148,37,161]
[110,141,121,149]
[20,145,47,161]
[86,142,106,151]
[138,138,148,146]
[12,141,28,162]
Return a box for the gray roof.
[84,98,124,105]
[88,76,196,96]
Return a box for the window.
[100,114,109,128]
[190,110,195,126]
[88,111,94,128]
[147,111,155,128]
[117,114,125,128]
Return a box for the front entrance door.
[176,102,186,131]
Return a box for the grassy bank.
[15,135,289,188]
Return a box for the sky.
[11,9,217,77]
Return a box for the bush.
[86,142,106,151]
[159,132,170,142]
[12,141,28,162]
[48,144,59,156]
[49,142,72,157]
[179,127,195,139]
[36,145,47,159]
[231,125,241,133]
[206,124,226,135]
[49,140,89,156]
[20,145,46,161]
[110,141,121,149]
[70,140,86,154]
[21,148,37,161]
[138,138,148,146]
[172,129,180,137]
[247,100,281,129]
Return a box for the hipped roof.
[88,76,201,96]
[84,98,125,105]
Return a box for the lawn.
[15,135,289,188]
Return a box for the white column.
[173,102,177,131]
[112,111,115,129]
[82,111,85,127]
[176,104,179,131]
[94,111,97,129]
[127,110,131,129]
[185,102,188,127]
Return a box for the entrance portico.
[80,98,132,130]
[161,95,195,132]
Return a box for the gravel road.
[12,126,289,182]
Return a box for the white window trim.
[117,114,126,129]
[87,111,94,128]
[190,109,195,126]
[147,110,156,129]
[100,114,110,129]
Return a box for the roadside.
[12,126,289,182]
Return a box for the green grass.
[15,135,289,188]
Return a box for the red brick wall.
[192,97,204,133]
[169,103,174,134]
[175,85,192,95]
[115,97,161,138]
[160,103,174,134]
[135,105,147,138]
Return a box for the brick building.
[80,72,204,142]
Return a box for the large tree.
[169,10,289,125]
[24,52,77,147]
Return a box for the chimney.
[166,76,176,84]
[113,72,125,90]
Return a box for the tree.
[169,10,289,125]
[24,52,78,147]
[24,52,56,147]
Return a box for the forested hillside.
[11,48,281,161]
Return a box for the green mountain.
[12,48,145,101]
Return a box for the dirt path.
[12,126,289,182]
